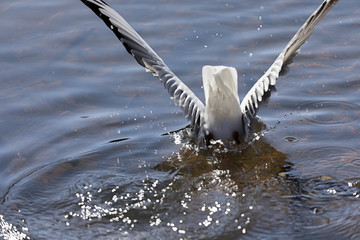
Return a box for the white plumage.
[202,66,243,140]
[81,0,338,143]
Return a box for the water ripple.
[298,100,360,126]
[298,145,360,180]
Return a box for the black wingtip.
[81,0,109,9]
[81,0,111,31]
[81,0,147,68]
[81,0,104,15]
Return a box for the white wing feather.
[240,0,339,116]
[82,0,338,141]
[81,0,205,131]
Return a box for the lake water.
[0,0,359,239]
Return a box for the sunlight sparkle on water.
[0,215,29,240]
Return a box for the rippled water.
[1,0,359,239]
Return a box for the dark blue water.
[1,0,359,239]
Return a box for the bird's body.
[202,65,244,142]
[80,0,338,143]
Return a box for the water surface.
[0,0,359,239]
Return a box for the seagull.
[80,0,338,143]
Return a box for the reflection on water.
[2,126,290,239]
[1,0,360,239]
[1,121,359,239]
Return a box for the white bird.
[81,0,338,143]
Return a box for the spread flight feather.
[81,0,338,142]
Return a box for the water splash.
[0,215,29,240]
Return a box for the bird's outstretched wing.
[81,0,205,132]
[240,0,339,116]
